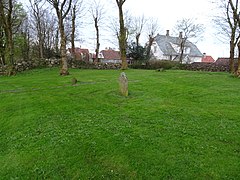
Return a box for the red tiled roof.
[202,55,215,63]
[215,57,229,65]
[214,57,239,65]
[100,49,120,60]
[68,48,90,61]
[68,48,89,54]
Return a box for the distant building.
[151,30,203,64]
[215,57,238,65]
[68,48,90,62]
[89,52,104,63]
[202,53,215,63]
[100,48,121,63]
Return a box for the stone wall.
[0,58,121,75]
[1,59,233,75]
[182,62,231,72]
[130,61,232,72]
[181,62,240,72]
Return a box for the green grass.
[0,68,240,179]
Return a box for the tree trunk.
[59,20,69,75]
[71,5,76,60]
[235,41,240,77]
[0,28,5,65]
[39,35,44,59]
[179,38,185,64]
[117,1,127,70]
[146,36,154,60]
[47,0,72,75]
[55,29,59,57]
[2,0,15,75]
[136,33,140,47]
[229,40,235,74]
[8,29,14,65]
[94,17,100,63]
[119,28,127,70]
[37,14,44,59]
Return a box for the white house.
[151,30,203,64]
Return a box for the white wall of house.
[189,57,202,63]
[152,41,180,61]
[151,42,165,60]
[151,41,202,64]
[177,56,202,64]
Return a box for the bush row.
[130,60,181,70]
[130,60,232,72]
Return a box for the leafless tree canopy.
[174,18,204,42]
[227,0,240,75]
[132,15,147,46]
[89,0,105,62]
[213,0,240,74]
[173,18,204,63]
[145,18,160,59]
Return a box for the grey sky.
[20,0,229,59]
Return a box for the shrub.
[130,60,180,70]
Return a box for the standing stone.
[119,72,128,96]
[71,77,77,86]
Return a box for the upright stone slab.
[119,72,128,96]
[71,77,77,86]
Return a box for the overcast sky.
[20,0,229,60]
[126,0,229,59]
[100,0,229,59]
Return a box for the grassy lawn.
[0,68,240,179]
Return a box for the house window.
[154,46,157,53]
[185,47,190,54]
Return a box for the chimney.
[166,30,169,36]
[203,53,206,57]
[179,32,183,39]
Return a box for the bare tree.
[133,15,146,47]
[89,0,105,63]
[70,3,76,59]
[70,0,83,60]
[44,12,58,58]
[16,15,30,62]
[29,0,45,59]
[146,18,159,60]
[116,0,128,70]
[213,0,240,73]
[107,10,133,47]
[47,0,72,75]
[107,16,119,46]
[174,18,204,64]
[228,0,240,76]
[29,1,59,59]
[227,0,240,73]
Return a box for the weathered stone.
[119,72,128,96]
[71,77,78,85]
[156,68,165,72]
